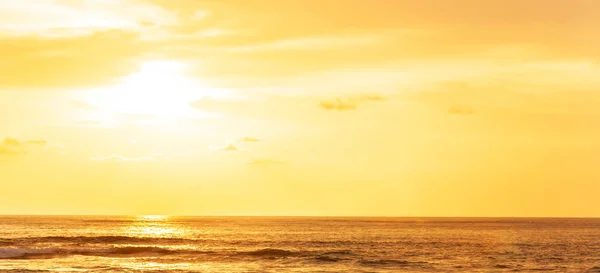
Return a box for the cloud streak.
[238,137,260,143]
[211,143,239,152]
[319,98,357,111]
[319,94,385,111]
[0,0,177,37]
[0,137,46,155]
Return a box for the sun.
[115,61,199,117]
[81,60,230,122]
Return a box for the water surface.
[1,216,599,272]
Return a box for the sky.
[1,0,599,217]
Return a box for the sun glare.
[81,60,232,122]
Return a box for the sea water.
[1,216,599,272]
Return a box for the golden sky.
[1,0,599,217]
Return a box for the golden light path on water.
[126,215,183,238]
[139,215,169,221]
[118,215,201,271]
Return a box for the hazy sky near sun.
[1,0,600,216]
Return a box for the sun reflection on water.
[138,215,169,221]
[124,215,185,238]
[122,261,196,271]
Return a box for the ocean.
[1,216,599,272]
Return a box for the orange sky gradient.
[1,0,599,217]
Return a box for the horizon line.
[1,214,599,219]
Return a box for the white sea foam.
[0,247,58,258]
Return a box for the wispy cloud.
[238,137,260,143]
[352,94,385,102]
[2,138,20,146]
[0,0,177,37]
[211,143,239,152]
[0,137,47,155]
[319,98,357,111]
[210,137,260,155]
[26,139,47,145]
[319,94,385,111]
[1,30,142,88]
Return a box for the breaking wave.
[240,248,297,257]
[0,247,353,261]
[0,246,208,259]
[8,236,192,245]
[358,259,430,267]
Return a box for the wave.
[1,247,63,259]
[7,236,354,245]
[240,248,296,257]
[1,246,441,270]
[358,259,430,267]
[322,250,353,255]
[313,255,345,262]
[0,246,345,260]
[9,236,193,245]
[588,266,600,272]
[0,246,362,263]
[4,236,380,251]
[0,246,208,259]
[0,239,15,247]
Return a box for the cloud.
[0,30,141,89]
[238,137,260,143]
[0,0,177,37]
[210,138,259,153]
[2,138,21,146]
[26,139,47,145]
[211,143,239,152]
[319,94,384,111]
[319,99,357,111]
[90,153,171,162]
[0,137,47,155]
[246,158,286,166]
[448,105,475,115]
